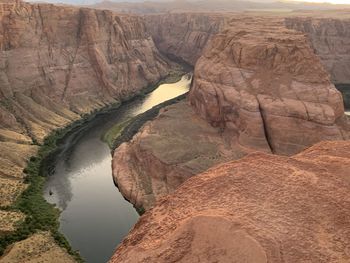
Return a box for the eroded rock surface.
[0,0,172,206]
[285,16,350,84]
[190,17,349,156]
[111,141,350,263]
[113,101,256,210]
[145,13,229,65]
[113,16,350,211]
[0,0,173,259]
[0,0,171,143]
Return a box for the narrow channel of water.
[44,74,192,263]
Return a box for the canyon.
[0,0,349,262]
[113,14,350,211]
[0,0,174,261]
[111,12,350,262]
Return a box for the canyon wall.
[113,16,350,211]
[144,13,229,66]
[0,0,172,144]
[285,17,350,85]
[111,141,350,263]
[0,0,173,203]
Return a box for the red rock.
[189,17,350,156]
[111,141,350,263]
[285,17,350,85]
[0,0,172,142]
[113,16,350,212]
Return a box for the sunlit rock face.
[0,0,172,143]
[189,17,350,156]
[111,141,350,263]
[285,17,350,85]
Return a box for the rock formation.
[113,101,251,210]
[111,140,350,263]
[190,17,349,156]
[285,16,350,85]
[113,16,350,211]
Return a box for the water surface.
[44,74,191,263]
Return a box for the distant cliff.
[145,13,229,65]
[285,17,350,85]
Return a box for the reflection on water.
[44,74,192,263]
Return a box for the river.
[43,73,192,263]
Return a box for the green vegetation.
[103,69,186,149]
[0,67,188,259]
[102,118,133,149]
[0,128,83,261]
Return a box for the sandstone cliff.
[0,0,173,206]
[113,16,350,211]
[285,16,350,85]
[111,141,350,263]
[145,13,229,65]
[0,0,171,144]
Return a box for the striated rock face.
[285,17,350,85]
[189,17,350,156]
[0,1,174,257]
[145,13,229,65]
[0,0,171,143]
[0,0,173,207]
[111,141,350,263]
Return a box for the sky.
[293,0,350,4]
[28,0,350,7]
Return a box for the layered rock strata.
[0,0,172,206]
[145,13,229,65]
[0,0,171,144]
[285,17,350,85]
[189,17,349,156]
[0,0,173,259]
[111,141,350,263]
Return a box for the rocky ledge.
[111,140,350,263]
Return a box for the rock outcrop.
[285,16,350,85]
[113,101,252,210]
[190,17,349,156]
[111,141,350,263]
[113,16,350,211]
